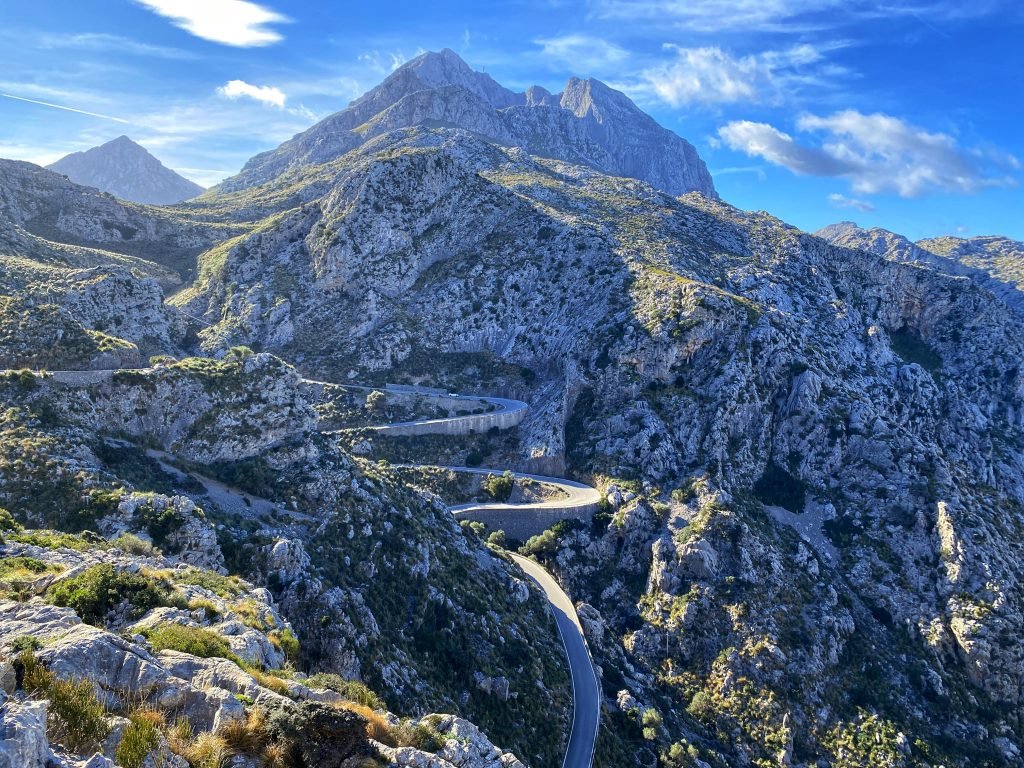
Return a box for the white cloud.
[217,80,286,108]
[133,0,288,47]
[638,43,836,106]
[717,120,854,174]
[535,35,629,72]
[828,192,875,212]
[718,110,1019,197]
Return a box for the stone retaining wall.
[372,406,525,437]
[452,501,600,540]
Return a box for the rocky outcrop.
[47,353,316,463]
[377,715,528,767]
[0,699,48,768]
[0,159,236,288]
[217,49,716,198]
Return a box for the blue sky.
[1,0,1022,240]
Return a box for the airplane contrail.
[0,92,131,124]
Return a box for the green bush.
[482,471,514,502]
[19,651,110,753]
[110,532,156,556]
[142,624,239,663]
[10,635,42,653]
[0,507,22,532]
[270,628,301,665]
[520,529,559,559]
[47,564,182,625]
[0,556,49,576]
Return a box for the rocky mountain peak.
[217,49,717,198]
[561,76,623,119]
[47,135,204,205]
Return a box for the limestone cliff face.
[217,49,716,199]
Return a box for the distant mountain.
[817,220,1024,316]
[217,48,716,198]
[48,136,204,205]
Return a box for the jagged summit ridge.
[48,135,205,205]
[218,49,717,198]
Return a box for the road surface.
[441,466,602,514]
[511,554,600,768]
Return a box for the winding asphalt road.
[511,554,601,768]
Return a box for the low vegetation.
[19,651,110,753]
[46,563,184,625]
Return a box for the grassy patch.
[116,708,163,768]
[141,624,240,663]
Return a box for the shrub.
[0,556,49,576]
[116,708,163,768]
[10,635,42,653]
[19,651,110,753]
[0,507,22,532]
[142,624,239,663]
[262,700,371,766]
[486,530,507,548]
[482,470,514,502]
[110,532,156,556]
[47,564,182,625]
[520,529,559,559]
[686,690,715,724]
[365,390,387,413]
[306,674,385,710]
[7,530,90,551]
[269,628,300,665]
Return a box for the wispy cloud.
[592,0,1003,32]
[828,192,875,211]
[133,0,289,47]
[217,80,286,108]
[718,110,1019,197]
[534,34,629,72]
[0,92,130,123]
[639,43,832,106]
[358,50,408,74]
[37,32,196,59]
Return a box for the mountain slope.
[216,49,716,198]
[817,221,1024,316]
[171,123,1024,765]
[48,136,205,205]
